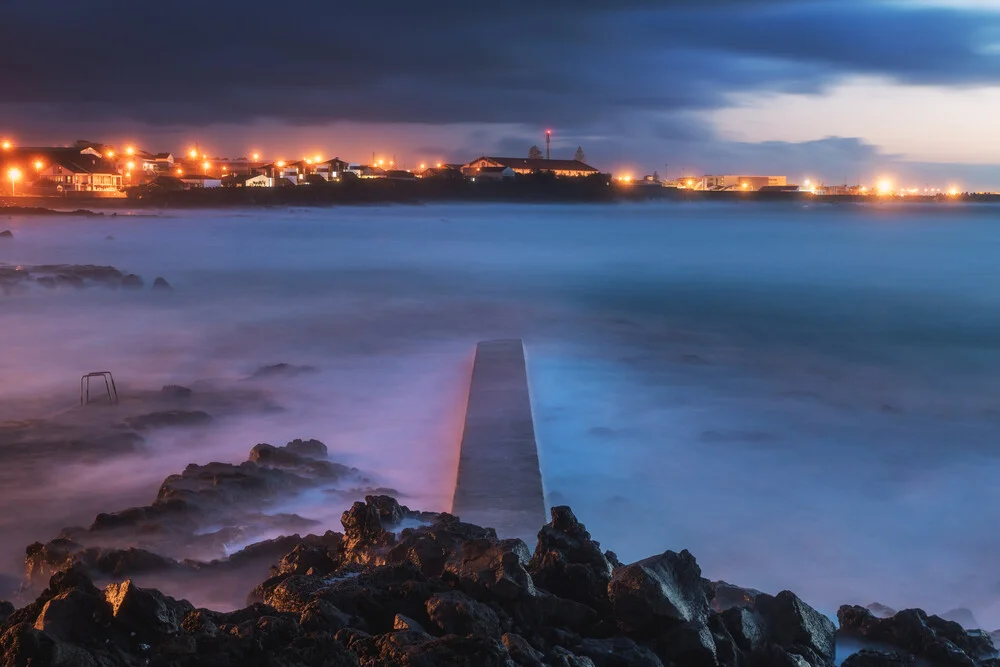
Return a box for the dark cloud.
[0,0,998,181]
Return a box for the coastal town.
[0,136,966,200]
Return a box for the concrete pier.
[452,339,545,543]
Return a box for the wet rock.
[123,410,212,431]
[274,541,341,577]
[710,580,763,612]
[121,273,143,288]
[0,623,97,667]
[262,574,330,614]
[841,649,916,666]
[393,613,426,633]
[502,632,546,666]
[528,506,612,613]
[0,230,12,238]
[443,536,535,602]
[574,636,664,667]
[608,549,709,635]
[376,631,515,666]
[152,276,171,290]
[104,579,192,639]
[756,590,836,662]
[425,590,504,638]
[341,499,397,557]
[286,438,329,460]
[33,587,112,644]
[656,619,717,667]
[838,605,995,666]
[549,646,598,667]
[721,605,766,654]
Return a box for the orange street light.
[176,167,183,175]
[33,160,43,171]
[125,146,135,156]
[277,160,286,168]
[202,161,210,172]
[8,167,22,196]
[126,161,135,170]
[419,163,426,170]
[252,152,260,161]
[314,154,321,163]
[222,166,228,172]
[436,162,442,168]
[189,148,198,159]
[106,149,115,158]
[1,140,11,150]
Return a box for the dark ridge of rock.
[528,506,613,615]
[841,649,916,666]
[0,230,12,238]
[9,490,856,667]
[123,410,212,431]
[250,362,318,379]
[151,276,171,290]
[121,273,143,288]
[839,605,998,666]
[160,384,192,398]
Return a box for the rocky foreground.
[5,446,1000,667]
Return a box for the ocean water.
[2,201,1000,627]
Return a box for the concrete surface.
[452,339,545,544]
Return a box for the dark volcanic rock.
[104,579,192,640]
[0,230,12,238]
[842,649,916,666]
[425,590,504,638]
[608,549,710,635]
[121,273,143,288]
[839,605,997,666]
[528,506,613,614]
[574,636,664,667]
[756,590,837,661]
[152,276,172,290]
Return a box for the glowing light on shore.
[277,160,286,168]
[314,155,322,163]
[33,160,43,171]
[252,152,260,161]
[419,163,426,170]
[8,167,21,181]
[877,179,893,195]
[436,163,442,168]
[126,161,135,170]
[189,149,197,159]
[125,146,135,156]
[1,140,11,150]
[949,187,960,196]
[176,168,183,175]
[106,150,115,158]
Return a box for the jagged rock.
[721,605,766,654]
[152,276,171,290]
[124,410,212,431]
[839,605,996,666]
[33,587,112,644]
[425,590,504,638]
[104,579,192,638]
[121,273,143,288]
[341,499,397,557]
[710,580,763,612]
[393,613,426,633]
[608,549,709,635]
[299,598,353,633]
[841,649,916,666]
[656,619,717,666]
[282,632,360,666]
[549,646,598,667]
[0,623,97,667]
[502,632,546,666]
[442,536,535,602]
[0,230,12,238]
[263,574,330,613]
[285,438,329,460]
[528,506,612,613]
[574,636,664,667]
[756,590,836,662]
[274,541,341,577]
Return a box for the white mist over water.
[3,202,1000,626]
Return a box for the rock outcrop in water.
[3,491,860,667]
[0,262,170,294]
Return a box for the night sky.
[3,1,999,187]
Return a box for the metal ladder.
[80,371,119,406]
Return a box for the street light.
[252,152,260,161]
[125,146,135,156]
[8,167,21,196]
[189,148,198,159]
[34,160,43,171]
[1,140,11,151]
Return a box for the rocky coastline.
[4,437,998,666]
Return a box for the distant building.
[243,174,271,187]
[136,151,174,174]
[470,166,516,181]
[462,157,598,178]
[385,169,418,181]
[700,175,787,191]
[347,164,386,179]
[178,174,222,189]
[417,165,464,180]
[16,147,123,195]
